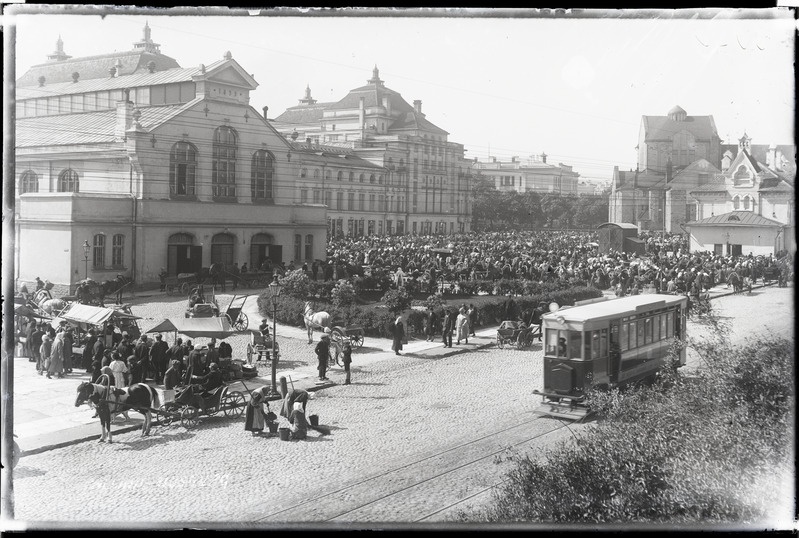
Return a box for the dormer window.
[727,215,740,222]
[733,165,752,186]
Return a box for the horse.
[303,301,331,344]
[727,272,742,294]
[75,380,160,443]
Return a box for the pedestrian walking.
[456,307,469,345]
[47,331,65,379]
[391,316,404,355]
[425,308,438,342]
[341,340,353,385]
[29,323,44,372]
[315,334,330,381]
[244,386,275,436]
[39,333,52,376]
[467,304,477,337]
[82,329,97,371]
[441,307,454,348]
[149,333,168,384]
[62,327,74,374]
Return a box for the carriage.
[156,384,246,429]
[223,295,250,331]
[496,320,538,349]
[246,331,280,364]
[163,272,202,296]
[330,325,365,348]
[185,286,220,318]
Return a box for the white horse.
[304,301,331,344]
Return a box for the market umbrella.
[144,317,235,340]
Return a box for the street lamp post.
[268,274,282,396]
[82,240,91,279]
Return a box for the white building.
[473,154,579,195]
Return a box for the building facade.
[272,67,473,235]
[14,26,327,293]
[472,154,579,195]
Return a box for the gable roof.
[686,211,784,227]
[273,102,335,126]
[641,114,719,141]
[388,110,448,135]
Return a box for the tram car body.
[534,294,688,420]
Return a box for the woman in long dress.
[244,387,269,436]
[455,307,470,345]
[47,332,65,379]
[391,316,404,356]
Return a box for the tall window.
[294,234,302,262]
[349,172,354,182]
[169,141,197,196]
[212,126,237,198]
[359,193,365,211]
[348,192,355,211]
[251,150,274,202]
[733,195,740,210]
[58,169,79,193]
[92,234,105,269]
[305,234,313,261]
[336,191,343,210]
[370,174,376,184]
[20,170,38,194]
[313,169,320,179]
[359,173,365,183]
[112,234,125,267]
[743,196,750,211]
[337,171,343,181]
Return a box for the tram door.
[608,320,621,385]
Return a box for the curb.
[20,423,144,457]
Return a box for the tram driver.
[557,337,568,357]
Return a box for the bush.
[424,293,445,312]
[455,334,795,524]
[331,279,357,308]
[278,269,311,300]
[381,286,412,316]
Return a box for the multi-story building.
[13,26,327,293]
[272,67,473,235]
[472,154,579,195]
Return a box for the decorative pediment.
[193,60,258,91]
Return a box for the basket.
[278,427,291,441]
[309,414,319,426]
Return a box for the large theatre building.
[13,27,327,294]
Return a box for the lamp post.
[268,274,282,396]
[82,240,91,279]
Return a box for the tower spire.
[368,65,384,86]
[298,84,317,105]
[47,35,72,62]
[133,20,161,54]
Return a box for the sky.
[6,7,796,183]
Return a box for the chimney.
[147,61,156,73]
[413,100,422,114]
[541,152,547,164]
[38,76,46,87]
[71,71,79,83]
[511,156,518,163]
[116,99,135,141]
[262,106,269,119]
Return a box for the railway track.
[254,415,574,523]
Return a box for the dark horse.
[102,276,133,305]
[75,380,159,443]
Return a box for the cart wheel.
[223,391,245,418]
[223,313,234,327]
[157,404,174,427]
[330,328,344,343]
[496,335,505,349]
[234,313,248,331]
[352,334,364,348]
[180,406,199,429]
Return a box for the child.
[342,340,353,385]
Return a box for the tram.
[533,294,688,420]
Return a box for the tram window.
[621,323,629,351]
[660,315,667,340]
[629,322,637,349]
[545,329,559,355]
[569,331,582,359]
[666,313,673,338]
[644,318,653,345]
[637,321,645,347]
[600,329,608,357]
[584,333,592,360]
[589,331,599,359]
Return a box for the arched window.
[370,174,376,184]
[349,172,354,182]
[399,158,405,168]
[58,169,79,193]
[388,157,394,168]
[305,234,313,261]
[378,175,384,185]
[301,168,307,178]
[112,234,125,267]
[212,126,237,198]
[325,170,332,181]
[337,171,343,181]
[211,232,235,266]
[20,170,38,194]
[251,150,274,202]
[733,195,740,210]
[92,234,105,269]
[743,196,750,211]
[359,174,365,183]
[169,141,197,196]
[250,233,273,270]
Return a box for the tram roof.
[544,294,687,324]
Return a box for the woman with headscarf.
[391,316,404,356]
[245,386,270,436]
[289,401,308,440]
[39,333,52,376]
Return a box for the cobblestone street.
[7,285,793,527]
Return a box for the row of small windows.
[92,233,126,269]
[732,195,754,211]
[299,189,406,212]
[19,169,79,194]
[300,168,385,185]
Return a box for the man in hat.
[192,363,224,398]
[150,333,168,385]
[205,340,220,373]
[315,333,331,382]
[116,332,134,361]
[441,307,454,348]
[134,334,151,381]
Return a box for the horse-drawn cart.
[330,325,365,348]
[157,384,245,429]
[164,272,201,296]
[496,320,538,350]
[223,295,249,331]
[246,332,280,364]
